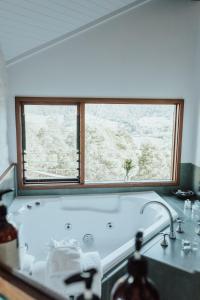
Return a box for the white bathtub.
[9,191,177,275]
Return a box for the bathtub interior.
[8,191,177,274]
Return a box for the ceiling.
[0,0,147,64]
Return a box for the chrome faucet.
[140,200,176,239]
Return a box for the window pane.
[23,105,79,181]
[85,104,175,183]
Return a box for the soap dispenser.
[0,191,19,269]
[64,268,100,300]
[111,231,160,300]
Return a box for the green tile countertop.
[102,194,200,300]
[143,195,200,274]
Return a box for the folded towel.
[29,239,102,298]
[46,238,82,274]
[45,253,102,298]
[44,238,82,298]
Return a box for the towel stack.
[21,239,102,298]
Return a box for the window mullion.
[79,102,85,184]
[21,104,27,184]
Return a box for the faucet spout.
[140,200,176,240]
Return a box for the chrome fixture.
[182,240,192,254]
[160,232,169,248]
[83,234,94,245]
[195,221,200,235]
[140,201,176,239]
[176,217,184,233]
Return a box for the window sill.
[19,180,179,190]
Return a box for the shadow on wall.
[0,165,16,207]
[193,165,200,196]
[0,46,9,175]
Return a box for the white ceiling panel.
[0,0,148,64]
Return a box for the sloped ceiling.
[0,0,149,64]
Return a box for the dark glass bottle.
[111,231,160,300]
[0,205,19,269]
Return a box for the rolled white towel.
[32,261,46,282]
[21,253,35,273]
[19,244,35,274]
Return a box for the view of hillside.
[25,105,79,181]
[24,103,175,183]
[85,104,174,182]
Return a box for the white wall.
[7,0,198,164]
[195,101,200,167]
[0,46,9,175]
[194,48,200,168]
[194,5,200,168]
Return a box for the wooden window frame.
[15,97,184,190]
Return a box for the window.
[21,103,79,184]
[85,104,175,183]
[16,97,184,189]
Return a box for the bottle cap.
[0,205,7,217]
[127,230,148,277]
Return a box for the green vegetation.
[24,104,173,182]
[123,159,135,181]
